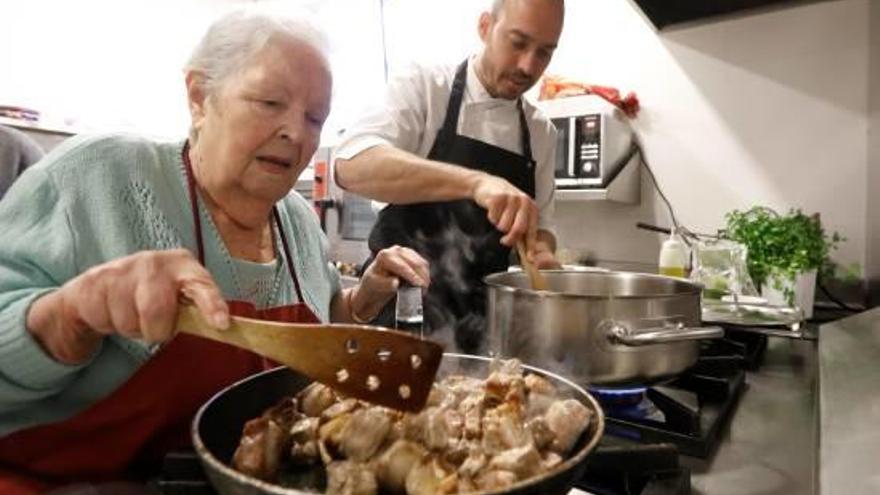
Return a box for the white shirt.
[334,57,557,233]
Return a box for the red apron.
[0,142,319,494]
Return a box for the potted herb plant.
[721,206,843,318]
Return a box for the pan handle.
[606,322,724,346]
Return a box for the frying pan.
[192,353,605,495]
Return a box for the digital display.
[551,117,569,177]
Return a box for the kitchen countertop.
[682,333,819,494]
[818,307,880,495]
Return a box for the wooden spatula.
[176,305,443,412]
[516,240,548,291]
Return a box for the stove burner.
[589,385,647,407]
[595,329,765,458]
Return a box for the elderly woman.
[0,10,428,493]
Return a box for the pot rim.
[484,270,702,300]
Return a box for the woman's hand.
[26,249,228,365]
[350,246,430,322]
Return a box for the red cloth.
[539,75,641,118]
[0,302,319,495]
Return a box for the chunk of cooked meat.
[340,407,392,462]
[423,407,453,451]
[232,416,288,480]
[524,374,557,396]
[326,460,378,495]
[291,416,319,443]
[318,413,352,463]
[481,403,529,454]
[290,416,320,465]
[545,399,592,454]
[524,374,558,418]
[300,383,337,417]
[525,416,555,450]
[442,437,471,467]
[322,398,360,421]
[457,444,487,479]
[487,443,542,479]
[458,393,483,440]
[474,469,517,491]
[542,451,564,471]
[484,371,525,408]
[374,439,427,492]
[405,457,458,495]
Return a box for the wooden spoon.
[516,240,548,291]
[176,305,443,412]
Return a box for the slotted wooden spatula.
[176,305,443,412]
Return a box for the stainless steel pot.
[485,270,724,386]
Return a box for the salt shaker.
[395,283,424,337]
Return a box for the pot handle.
[607,322,724,347]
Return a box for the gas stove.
[592,329,765,459]
[156,329,768,495]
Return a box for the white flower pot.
[761,269,817,319]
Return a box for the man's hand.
[472,173,538,249]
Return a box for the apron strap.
[436,60,469,148]
[180,142,308,304]
[272,208,307,304]
[182,141,206,264]
[438,59,535,167]
[517,98,535,168]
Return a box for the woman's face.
[188,36,332,209]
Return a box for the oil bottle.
[658,229,688,277]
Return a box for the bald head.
[491,0,565,19]
[477,0,565,99]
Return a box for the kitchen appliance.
[156,330,771,494]
[538,94,637,189]
[595,328,766,461]
[190,354,605,495]
[307,146,375,266]
[484,270,724,386]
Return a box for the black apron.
[367,59,536,354]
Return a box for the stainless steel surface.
[607,322,724,346]
[702,300,805,328]
[485,270,723,385]
[683,336,818,495]
[722,323,818,340]
[819,307,880,495]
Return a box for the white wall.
[550,0,870,274]
[0,0,390,142]
[868,0,880,302]
[0,0,249,137]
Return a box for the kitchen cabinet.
[632,0,840,30]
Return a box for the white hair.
[184,8,329,96]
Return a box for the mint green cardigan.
[0,134,341,436]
